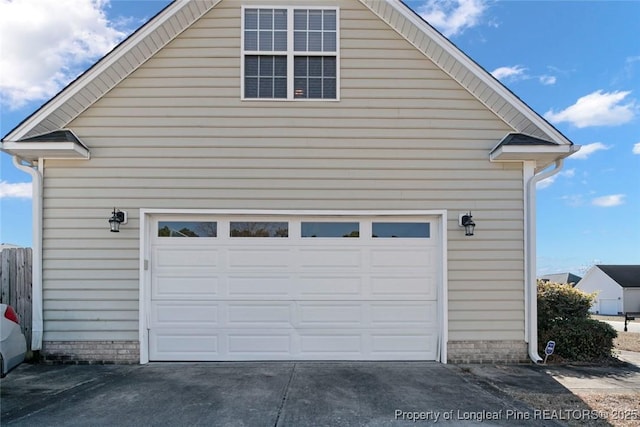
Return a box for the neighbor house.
[577,265,640,315]
[1,0,579,364]
[539,272,581,286]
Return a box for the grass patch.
[615,332,640,352]
[510,392,609,427]
[577,393,640,427]
[590,315,640,353]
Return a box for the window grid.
[242,6,339,101]
[293,9,337,53]
[294,56,336,99]
[244,9,288,52]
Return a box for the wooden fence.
[0,248,32,353]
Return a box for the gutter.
[524,159,564,363]
[12,156,43,352]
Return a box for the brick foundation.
[42,341,140,364]
[40,340,527,364]
[447,340,529,364]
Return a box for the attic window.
[242,7,339,100]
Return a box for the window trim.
[241,5,340,101]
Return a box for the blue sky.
[1,0,639,275]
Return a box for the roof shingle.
[597,265,640,288]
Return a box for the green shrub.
[537,281,594,329]
[538,318,617,361]
[537,280,617,361]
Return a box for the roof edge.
[595,265,640,288]
[1,129,90,161]
[3,0,221,142]
[489,133,579,169]
[1,142,90,161]
[363,0,573,146]
[6,0,574,147]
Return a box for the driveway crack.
[273,363,296,427]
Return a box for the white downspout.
[12,156,43,352]
[524,159,564,363]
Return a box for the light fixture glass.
[109,208,125,232]
[461,212,475,236]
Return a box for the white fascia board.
[490,144,579,163]
[375,0,573,146]
[1,141,90,161]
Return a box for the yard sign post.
[543,341,555,364]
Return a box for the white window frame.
[241,5,340,101]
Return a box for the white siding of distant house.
[41,0,523,343]
[623,289,640,313]
[577,267,623,315]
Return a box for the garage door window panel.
[158,221,217,237]
[372,222,430,238]
[230,221,289,237]
[301,222,359,238]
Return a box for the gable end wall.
[39,0,525,362]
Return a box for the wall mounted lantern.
[109,208,128,232]
[458,212,476,236]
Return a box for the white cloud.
[0,181,32,199]
[633,142,640,154]
[570,142,611,160]
[0,0,127,109]
[592,194,625,207]
[491,66,558,87]
[491,65,527,81]
[539,75,556,85]
[537,168,575,189]
[544,90,637,128]
[536,175,557,189]
[418,0,488,37]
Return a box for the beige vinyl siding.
[42,0,523,343]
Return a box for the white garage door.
[599,299,620,315]
[148,215,440,361]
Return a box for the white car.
[0,304,27,377]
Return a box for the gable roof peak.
[3,0,573,151]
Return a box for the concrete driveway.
[1,362,557,426]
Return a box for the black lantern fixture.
[109,208,127,232]
[459,212,476,236]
